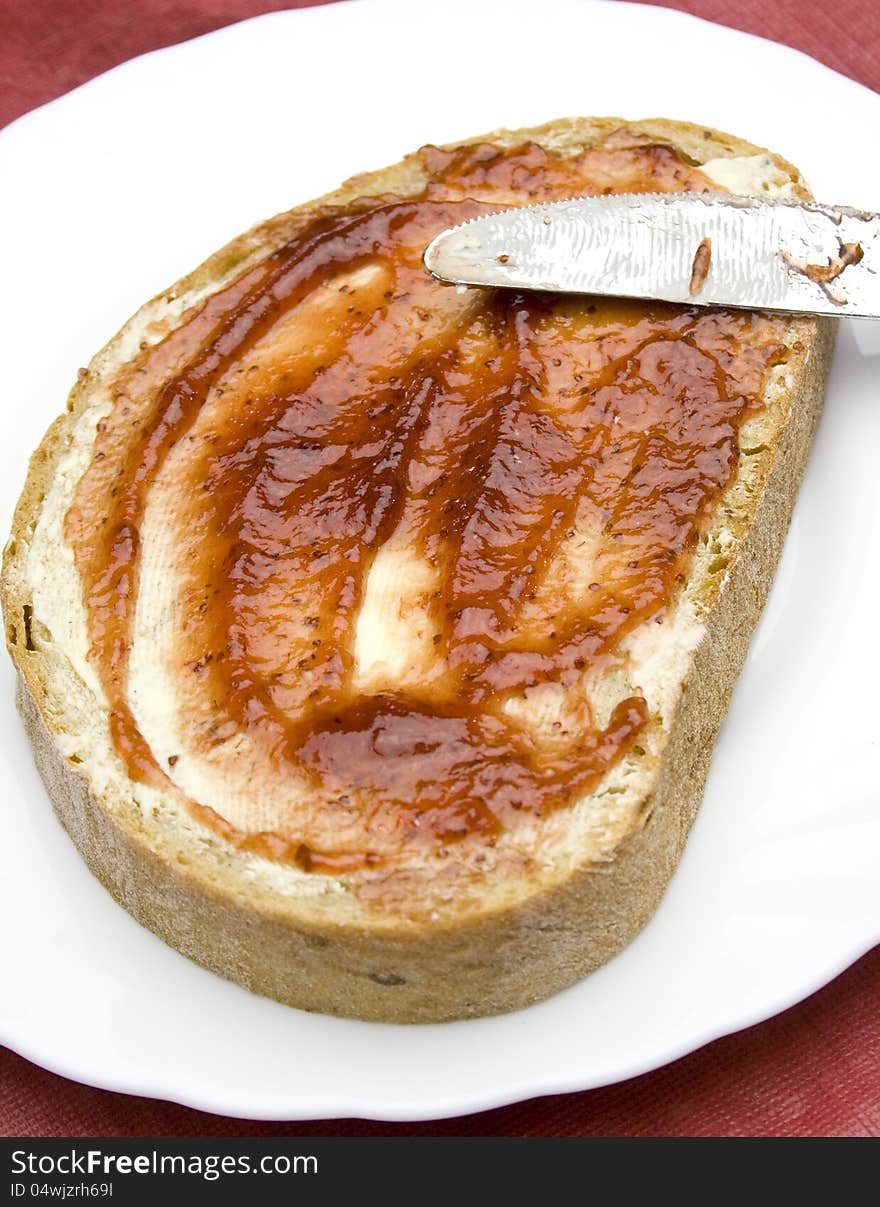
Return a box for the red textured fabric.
[2,0,878,128]
[1,0,878,1136]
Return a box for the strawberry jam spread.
[66,133,790,874]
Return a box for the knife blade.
[422,194,880,319]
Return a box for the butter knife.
[423,194,880,319]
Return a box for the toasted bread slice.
[2,118,834,1022]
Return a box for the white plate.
[1,0,879,1123]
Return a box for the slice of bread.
[2,118,834,1022]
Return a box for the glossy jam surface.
[67,136,790,873]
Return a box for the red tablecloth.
[2,0,878,1137]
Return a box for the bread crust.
[2,117,835,1021]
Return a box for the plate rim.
[3,935,878,1122]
